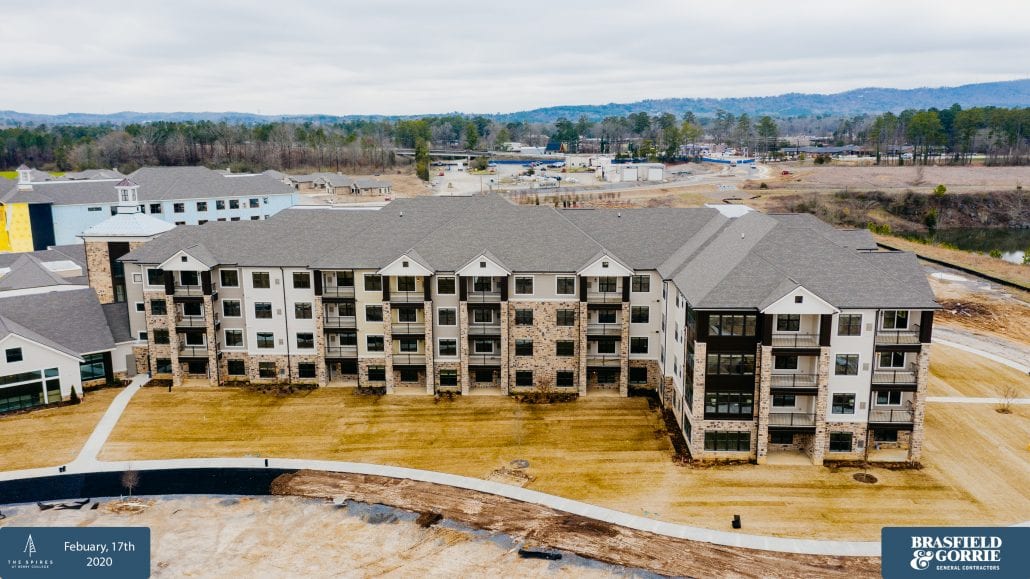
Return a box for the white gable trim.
[378,254,433,277]
[0,332,85,363]
[456,253,510,277]
[762,285,838,315]
[577,254,633,277]
[158,250,212,272]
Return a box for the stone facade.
[628,359,662,390]
[358,357,388,389]
[434,361,461,393]
[423,301,435,394]
[687,341,707,458]
[811,348,831,465]
[507,301,580,391]
[382,302,395,393]
[823,421,868,461]
[908,345,931,462]
[219,351,250,383]
[84,241,114,304]
[577,302,588,396]
[132,345,150,375]
[698,418,759,462]
[755,345,772,464]
[618,302,629,396]
[458,301,471,395]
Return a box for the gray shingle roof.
[0,255,75,291]
[0,244,86,270]
[0,315,81,359]
[0,288,116,355]
[63,169,126,180]
[102,302,133,343]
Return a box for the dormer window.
[795,296,803,303]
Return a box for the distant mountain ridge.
[2,79,1027,126]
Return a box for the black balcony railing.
[869,409,914,423]
[323,316,357,328]
[392,353,426,365]
[871,369,917,384]
[468,353,501,365]
[390,291,423,303]
[391,322,425,334]
[771,333,819,348]
[586,322,622,336]
[769,373,818,388]
[325,345,358,357]
[586,354,621,367]
[175,315,206,328]
[173,284,203,296]
[178,344,208,357]
[875,325,921,345]
[768,412,817,427]
[323,285,355,298]
[586,291,621,304]
[467,290,502,303]
[468,323,502,335]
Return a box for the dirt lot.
[929,344,1030,398]
[754,163,1029,193]
[0,387,121,471]
[926,262,1030,344]
[95,346,1030,541]
[881,235,1029,290]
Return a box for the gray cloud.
[0,0,1026,115]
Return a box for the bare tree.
[996,383,1019,414]
[121,469,140,498]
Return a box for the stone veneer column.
[618,303,630,397]
[499,302,510,395]
[204,296,218,386]
[313,296,328,387]
[812,347,831,466]
[382,302,395,394]
[423,301,435,394]
[755,345,772,464]
[577,303,588,396]
[690,342,707,458]
[908,345,931,463]
[84,241,115,304]
[458,302,470,395]
[166,295,182,386]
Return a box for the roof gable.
[378,251,434,276]
[456,251,511,276]
[761,285,839,315]
[158,246,216,271]
[577,251,633,277]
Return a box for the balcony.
[172,284,203,297]
[323,285,355,299]
[325,344,358,357]
[391,290,424,304]
[586,291,621,304]
[178,343,208,357]
[391,321,425,335]
[769,373,818,388]
[392,353,426,365]
[175,314,206,328]
[768,412,817,427]
[771,333,819,348]
[586,322,622,336]
[586,353,621,367]
[467,290,502,303]
[468,353,502,365]
[468,323,502,336]
[869,408,914,424]
[872,369,918,385]
[875,326,921,346]
[323,315,357,328]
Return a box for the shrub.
[759,182,768,189]
[989,249,1003,259]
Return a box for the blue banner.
[882,527,1030,579]
[0,526,150,578]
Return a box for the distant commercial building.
[0,165,298,251]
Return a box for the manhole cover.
[853,473,878,484]
[510,459,529,469]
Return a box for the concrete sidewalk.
[69,374,149,468]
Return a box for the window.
[252,272,270,289]
[224,330,244,348]
[398,368,418,382]
[5,348,23,363]
[138,331,147,341]
[838,313,862,336]
[155,358,172,374]
[294,302,312,319]
[438,339,457,357]
[220,269,239,287]
[515,371,533,387]
[876,391,903,405]
[882,310,909,330]
[474,369,494,383]
[396,276,416,292]
[182,301,202,317]
[794,295,804,304]
[776,314,800,332]
[152,329,170,344]
[831,393,856,414]
[770,431,794,445]
[515,309,533,325]
[829,432,853,453]
[596,339,617,354]
[879,351,906,369]
[834,354,859,375]
[630,337,648,354]
[473,277,492,292]
[556,371,575,388]
[514,276,533,295]
[595,368,618,384]
[230,217,240,221]
[197,201,208,212]
[437,277,455,294]
[473,340,494,354]
[249,198,260,208]
[365,305,383,322]
[472,309,493,324]
[704,432,750,452]
[631,306,649,324]
[631,275,650,292]
[367,367,386,382]
[437,308,456,326]
[597,276,617,292]
[147,300,166,317]
[222,300,241,317]
[364,274,382,292]
[397,307,418,322]
[216,200,226,210]
[773,355,798,370]
[597,309,616,324]
[251,216,260,221]
[292,272,311,289]
[298,363,317,378]
[555,341,574,356]
[629,366,647,384]
[229,199,240,209]
[258,362,276,378]
[132,272,143,284]
[179,270,199,286]
[173,203,185,213]
[146,268,164,286]
[556,309,576,326]
[706,353,756,375]
[366,335,384,352]
[873,430,899,442]
[704,392,755,417]
[398,338,418,353]
[254,302,272,319]
[515,339,533,356]
[337,330,357,346]
[556,276,575,295]
[256,332,274,349]
[708,314,757,337]
[772,394,796,407]
[79,353,106,381]
[150,203,163,214]
[297,333,315,349]
[439,369,458,386]
[227,359,246,376]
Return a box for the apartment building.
[1,165,298,250]
[89,194,935,465]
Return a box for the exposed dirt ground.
[927,264,1030,345]
[274,471,880,579]
[751,164,1029,193]
[0,387,121,471]
[929,344,1030,398]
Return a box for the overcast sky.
[2,0,1027,116]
